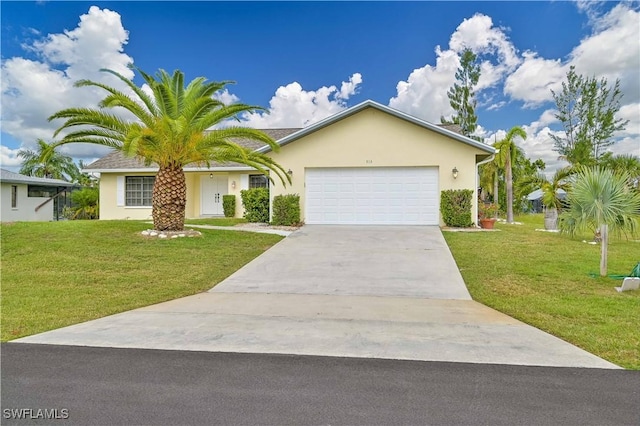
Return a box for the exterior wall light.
[231,181,236,189]
[209,173,214,179]
[452,167,459,179]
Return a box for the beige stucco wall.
[266,107,488,226]
[100,173,153,220]
[99,171,243,220]
[1,183,55,222]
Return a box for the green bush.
[440,189,473,227]
[222,194,236,218]
[240,188,269,222]
[65,187,99,220]
[272,194,301,226]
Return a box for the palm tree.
[479,158,501,219]
[521,167,573,230]
[48,67,290,231]
[495,126,527,223]
[18,139,80,181]
[559,167,640,276]
[600,153,640,190]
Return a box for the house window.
[125,176,155,206]
[249,174,269,189]
[11,185,17,208]
[28,185,56,197]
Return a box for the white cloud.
[505,4,639,107]
[337,73,363,100]
[213,89,240,105]
[1,6,133,161]
[503,52,566,108]
[389,13,520,122]
[0,145,23,168]
[240,73,363,128]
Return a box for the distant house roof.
[84,128,301,172]
[527,188,567,201]
[0,169,76,187]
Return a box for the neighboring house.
[86,100,496,226]
[0,169,77,222]
[526,188,567,213]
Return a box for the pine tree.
[442,48,480,136]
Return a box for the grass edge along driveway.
[1,220,282,341]
[443,214,640,370]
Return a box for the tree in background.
[559,167,640,276]
[495,126,527,223]
[49,67,290,231]
[441,48,480,137]
[551,66,628,166]
[18,139,80,181]
[599,153,640,190]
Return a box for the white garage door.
[305,167,439,225]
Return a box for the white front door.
[201,175,228,216]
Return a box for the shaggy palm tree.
[18,139,79,181]
[495,126,527,223]
[559,167,640,276]
[49,67,290,231]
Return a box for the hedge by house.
[272,194,301,226]
[240,188,269,222]
[440,189,474,227]
[222,194,236,218]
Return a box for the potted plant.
[478,203,498,229]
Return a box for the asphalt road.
[2,343,638,426]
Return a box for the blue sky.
[1,1,638,172]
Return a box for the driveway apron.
[15,226,619,369]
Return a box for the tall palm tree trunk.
[506,154,514,223]
[152,165,187,231]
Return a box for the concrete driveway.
[15,226,619,368]
[213,226,471,299]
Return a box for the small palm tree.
[49,67,290,231]
[521,167,573,230]
[495,126,527,223]
[18,139,79,181]
[559,167,640,276]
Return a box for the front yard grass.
[443,214,640,369]
[1,220,282,341]
[185,218,247,226]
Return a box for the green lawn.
[0,220,282,341]
[443,214,640,369]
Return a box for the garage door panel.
[305,167,439,225]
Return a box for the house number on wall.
[365,160,373,164]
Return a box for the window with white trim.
[125,176,155,206]
[249,174,269,189]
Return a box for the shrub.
[240,188,269,222]
[440,189,473,227]
[222,194,236,218]
[65,187,99,220]
[272,194,301,226]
